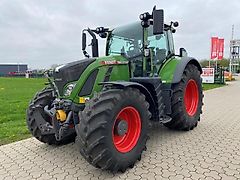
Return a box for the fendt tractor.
[27,7,203,172]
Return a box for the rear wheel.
[76,88,151,172]
[164,64,203,130]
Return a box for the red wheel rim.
[184,79,199,116]
[112,106,141,153]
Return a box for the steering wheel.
[128,46,135,51]
[128,45,140,57]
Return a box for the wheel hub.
[116,119,128,136]
[184,79,199,116]
[112,106,141,153]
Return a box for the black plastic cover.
[78,69,99,96]
[53,58,95,96]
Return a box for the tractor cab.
[106,22,176,77]
[82,9,178,78]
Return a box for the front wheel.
[75,88,151,172]
[26,87,75,145]
[164,64,203,130]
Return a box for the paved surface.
[1,80,240,180]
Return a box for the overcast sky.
[0,0,240,69]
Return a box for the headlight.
[64,82,77,96]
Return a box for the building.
[230,39,240,73]
[0,63,28,76]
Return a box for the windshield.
[107,22,144,58]
[107,22,168,59]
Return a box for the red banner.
[218,38,224,60]
[210,37,218,59]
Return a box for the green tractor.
[26,7,203,172]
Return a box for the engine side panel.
[70,55,130,104]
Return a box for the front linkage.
[44,98,75,141]
[28,71,80,143]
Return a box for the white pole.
[230,60,232,73]
[230,25,234,74]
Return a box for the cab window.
[148,33,168,64]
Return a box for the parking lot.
[0,79,240,180]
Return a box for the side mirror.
[82,32,87,50]
[153,9,164,35]
[180,48,188,57]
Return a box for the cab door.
[148,32,169,75]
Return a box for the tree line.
[200,58,229,69]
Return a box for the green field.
[0,77,46,145]
[0,77,225,146]
[202,83,225,91]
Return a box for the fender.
[172,57,202,84]
[100,81,158,120]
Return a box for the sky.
[0,0,240,69]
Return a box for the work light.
[64,82,77,96]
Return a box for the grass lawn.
[202,83,225,91]
[0,77,226,146]
[0,77,46,145]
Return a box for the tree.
[218,58,229,67]
[200,60,210,68]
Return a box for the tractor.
[26,7,203,172]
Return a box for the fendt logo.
[100,60,128,65]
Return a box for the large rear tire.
[76,88,151,172]
[164,64,203,130]
[26,87,75,145]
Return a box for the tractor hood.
[53,58,95,96]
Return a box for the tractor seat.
[156,48,166,64]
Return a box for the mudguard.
[100,81,158,120]
[172,57,202,84]
[100,81,154,102]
